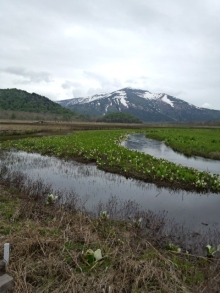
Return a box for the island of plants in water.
[3,128,220,192]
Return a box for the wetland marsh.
[1,124,220,292]
[1,127,220,232]
[1,149,220,232]
[2,128,220,192]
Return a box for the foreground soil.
[0,185,220,292]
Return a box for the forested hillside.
[0,88,78,118]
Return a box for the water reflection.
[121,134,220,174]
[1,150,220,232]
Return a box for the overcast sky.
[1,0,220,110]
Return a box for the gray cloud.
[61,81,81,89]
[0,0,220,109]
[83,71,122,93]
[2,67,51,84]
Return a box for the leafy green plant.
[165,243,181,253]
[99,211,109,221]
[133,217,143,229]
[82,248,103,266]
[46,193,58,205]
[128,216,143,229]
[206,244,220,258]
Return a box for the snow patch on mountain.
[64,97,85,106]
[113,90,129,108]
[137,91,163,100]
[161,95,174,107]
[82,93,107,104]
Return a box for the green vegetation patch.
[146,127,220,160]
[2,128,220,192]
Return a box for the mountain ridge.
[57,87,220,122]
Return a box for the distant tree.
[62,114,72,121]
[96,112,142,123]
[10,113,16,119]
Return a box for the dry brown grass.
[0,183,219,293]
[1,120,219,139]
[0,120,145,137]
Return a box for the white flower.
[46,193,58,204]
[206,245,211,250]
[100,211,109,220]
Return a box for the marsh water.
[1,133,220,233]
[121,133,220,174]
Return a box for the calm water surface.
[2,143,220,232]
[121,134,220,174]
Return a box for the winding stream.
[1,132,220,232]
[121,133,220,174]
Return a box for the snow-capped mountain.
[57,87,220,122]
